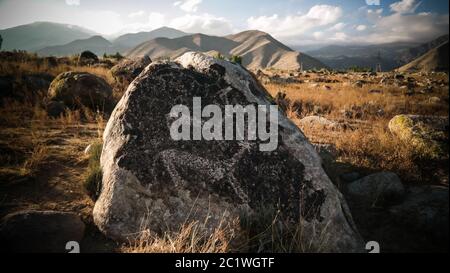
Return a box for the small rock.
[0,211,85,253]
[45,101,67,118]
[428,97,441,104]
[346,172,405,207]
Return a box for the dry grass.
[0,60,115,85]
[264,71,449,185]
[123,218,239,253]
[265,80,449,120]
[123,204,333,253]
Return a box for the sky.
[0,0,448,46]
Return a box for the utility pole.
[376,51,382,72]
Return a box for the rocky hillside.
[398,41,449,72]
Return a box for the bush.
[230,55,242,65]
[214,53,225,60]
[84,142,103,200]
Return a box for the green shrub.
[230,55,242,65]
[214,53,225,60]
[84,142,103,200]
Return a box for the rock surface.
[389,115,449,159]
[45,100,67,118]
[389,186,449,247]
[111,56,152,83]
[93,52,363,252]
[347,172,406,207]
[299,116,346,131]
[48,72,113,111]
[0,210,85,253]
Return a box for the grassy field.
[263,71,449,187]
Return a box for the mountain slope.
[305,34,449,71]
[0,22,97,52]
[126,30,326,70]
[398,41,449,72]
[397,34,449,64]
[113,27,187,51]
[37,36,115,57]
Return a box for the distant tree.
[0,34,3,50]
[80,50,99,61]
[230,55,242,65]
[103,53,108,59]
[114,52,124,60]
[348,66,372,73]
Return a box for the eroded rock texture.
[93,52,363,252]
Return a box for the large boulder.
[93,52,363,252]
[389,115,448,159]
[0,210,85,253]
[111,56,152,83]
[48,72,113,111]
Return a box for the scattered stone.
[428,97,441,104]
[353,80,366,88]
[299,116,346,131]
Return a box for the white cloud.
[330,32,348,42]
[356,25,367,31]
[390,0,422,14]
[174,0,202,13]
[341,12,448,45]
[329,22,346,31]
[79,10,122,35]
[247,5,343,40]
[65,0,80,6]
[119,12,166,33]
[170,13,233,35]
[128,10,146,19]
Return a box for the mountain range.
[0,21,448,72]
[126,30,325,70]
[0,22,97,52]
